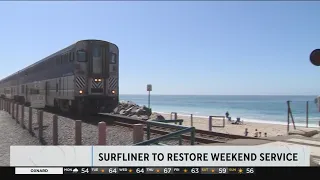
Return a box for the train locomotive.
[0,39,119,115]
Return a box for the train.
[0,39,119,115]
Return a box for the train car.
[0,39,119,115]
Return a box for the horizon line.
[119,94,318,96]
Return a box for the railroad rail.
[1,99,261,145]
[41,109,230,144]
[98,113,261,144]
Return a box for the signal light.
[79,90,83,94]
[111,90,115,94]
[310,49,320,66]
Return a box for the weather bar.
[61,167,255,174]
[11,167,320,175]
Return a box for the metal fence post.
[98,122,106,145]
[21,105,25,128]
[11,103,14,118]
[133,124,144,144]
[209,116,212,131]
[53,115,58,145]
[16,104,19,124]
[75,120,82,145]
[190,127,195,145]
[28,107,32,134]
[38,110,43,142]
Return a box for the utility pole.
[147,84,152,109]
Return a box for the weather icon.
[73,168,79,173]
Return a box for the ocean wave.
[153,111,320,128]
[240,118,319,128]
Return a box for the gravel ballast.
[0,110,41,166]
[0,105,196,166]
[2,104,195,146]
[19,105,195,146]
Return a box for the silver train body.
[0,39,119,114]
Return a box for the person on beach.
[244,128,248,136]
[254,129,258,137]
[225,111,229,118]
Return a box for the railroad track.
[7,103,259,144]
[112,121,229,144]
[30,108,238,144]
[97,113,261,144]
[41,110,226,144]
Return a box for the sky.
[0,1,320,95]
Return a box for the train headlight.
[111,90,115,94]
[79,90,83,94]
[98,79,102,82]
[94,79,98,82]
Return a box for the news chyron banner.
[10,145,310,167]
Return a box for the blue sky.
[0,1,319,95]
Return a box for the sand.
[158,113,320,138]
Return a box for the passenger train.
[0,39,119,115]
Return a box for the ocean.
[119,95,320,128]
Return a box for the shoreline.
[154,111,320,128]
[155,111,320,138]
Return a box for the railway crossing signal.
[310,49,320,66]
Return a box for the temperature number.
[246,168,254,174]
[108,168,117,174]
[164,168,172,173]
[81,168,89,174]
[219,168,227,174]
[136,168,145,174]
[191,168,199,173]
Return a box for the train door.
[89,45,104,95]
[30,82,45,109]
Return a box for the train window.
[110,53,116,64]
[77,50,87,62]
[112,65,117,72]
[30,89,39,95]
[93,46,101,57]
[69,52,73,62]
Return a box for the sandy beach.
[158,113,320,138]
